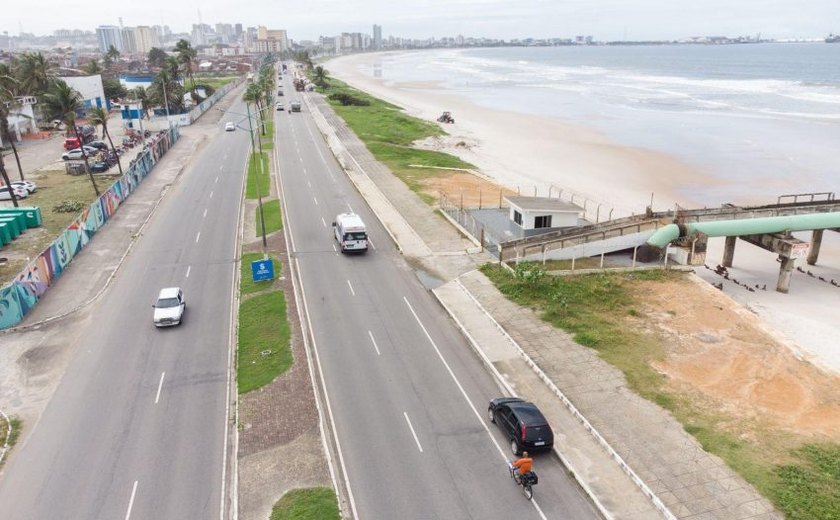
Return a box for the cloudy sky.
[3,0,838,41]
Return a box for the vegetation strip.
[316,76,475,204]
[269,488,340,520]
[256,199,283,235]
[481,262,840,519]
[245,152,270,199]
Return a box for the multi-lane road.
[0,74,601,519]
[0,100,250,518]
[274,73,599,519]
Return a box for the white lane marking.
[185,265,191,278]
[215,176,219,183]
[307,180,311,188]
[203,208,208,218]
[124,481,138,520]
[403,412,424,453]
[332,244,337,252]
[367,330,381,356]
[346,280,355,296]
[313,196,318,205]
[210,190,214,199]
[403,296,549,519]
[368,237,376,250]
[155,372,166,404]
[321,217,326,228]
[219,165,223,171]
[195,232,201,243]
[346,203,354,213]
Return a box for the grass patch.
[319,78,475,204]
[238,291,291,394]
[0,415,22,467]
[480,262,840,519]
[256,199,283,235]
[240,252,280,296]
[270,488,340,520]
[245,152,270,199]
[194,75,239,91]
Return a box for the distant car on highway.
[153,287,186,327]
[276,102,284,111]
[290,101,301,112]
[225,122,235,132]
[488,397,554,455]
[0,185,29,201]
[61,146,98,160]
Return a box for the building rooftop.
[505,196,581,212]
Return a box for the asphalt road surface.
[0,103,250,518]
[276,75,601,519]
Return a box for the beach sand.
[326,52,840,378]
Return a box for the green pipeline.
[646,212,840,248]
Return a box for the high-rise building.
[96,25,123,53]
[254,26,289,53]
[215,23,234,44]
[235,24,243,38]
[134,26,160,54]
[121,27,138,54]
[373,24,382,50]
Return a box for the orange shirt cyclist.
[512,451,533,476]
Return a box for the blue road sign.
[251,258,275,282]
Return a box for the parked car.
[61,146,98,160]
[153,287,186,327]
[88,140,110,151]
[275,102,284,111]
[0,185,29,201]
[488,397,554,455]
[4,180,37,193]
[225,122,235,132]
[90,161,110,173]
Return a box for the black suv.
[488,397,554,455]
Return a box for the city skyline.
[2,0,839,42]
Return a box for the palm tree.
[149,65,184,115]
[84,60,103,75]
[0,64,26,183]
[147,47,168,69]
[174,39,197,96]
[88,106,123,176]
[13,52,53,96]
[103,45,120,72]
[243,82,266,139]
[42,80,100,196]
[313,65,329,87]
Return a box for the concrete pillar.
[722,236,737,267]
[807,229,823,265]
[776,255,795,293]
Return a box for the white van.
[333,213,368,253]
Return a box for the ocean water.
[365,44,840,207]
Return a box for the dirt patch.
[639,275,840,439]
[416,170,517,208]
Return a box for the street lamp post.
[245,102,268,249]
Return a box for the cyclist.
[511,451,533,481]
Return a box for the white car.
[153,287,186,327]
[9,180,37,193]
[275,102,284,111]
[0,185,29,200]
[61,146,98,160]
[225,122,235,132]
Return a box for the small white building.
[505,196,582,232]
[58,74,110,111]
[0,97,38,146]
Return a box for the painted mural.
[0,126,180,329]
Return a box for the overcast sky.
[3,0,839,41]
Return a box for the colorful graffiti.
[0,127,181,329]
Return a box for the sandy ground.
[327,52,840,383]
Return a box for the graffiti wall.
[0,126,180,329]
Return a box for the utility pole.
[245,102,267,248]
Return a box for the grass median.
[255,199,282,235]
[319,79,474,204]
[481,263,840,519]
[270,488,339,520]
[245,152,270,200]
[238,251,291,394]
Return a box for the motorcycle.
[508,462,538,500]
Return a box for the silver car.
[153,287,186,327]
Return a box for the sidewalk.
[304,90,781,520]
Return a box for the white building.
[0,97,38,146]
[134,26,160,54]
[505,196,582,232]
[96,25,123,53]
[58,75,110,111]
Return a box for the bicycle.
[508,462,538,500]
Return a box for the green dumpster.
[0,217,22,239]
[0,212,26,232]
[0,222,10,245]
[0,207,41,228]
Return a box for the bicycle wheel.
[523,483,533,500]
